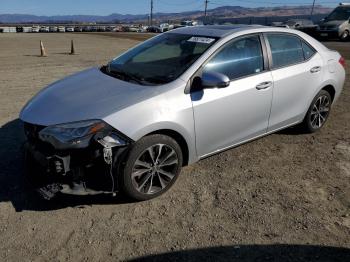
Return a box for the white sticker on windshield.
[187,37,215,44]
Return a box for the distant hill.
[0,5,332,24]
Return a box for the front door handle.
[256,81,272,90]
[310,66,321,73]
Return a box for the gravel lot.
[0,33,349,261]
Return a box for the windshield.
[107,33,218,85]
[326,6,350,21]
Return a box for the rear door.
[264,33,324,132]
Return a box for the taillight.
[339,57,346,68]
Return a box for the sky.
[0,0,341,16]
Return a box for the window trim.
[203,34,267,82]
[188,33,269,92]
[263,32,317,71]
[186,31,317,94]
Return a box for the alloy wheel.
[310,95,331,129]
[131,143,179,195]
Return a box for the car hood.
[320,20,345,26]
[20,67,161,126]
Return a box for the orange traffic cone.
[70,40,76,55]
[40,40,47,57]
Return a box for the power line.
[205,0,209,17]
[204,0,209,24]
[150,0,153,26]
[311,0,317,17]
[210,0,338,5]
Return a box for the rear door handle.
[310,66,321,73]
[256,81,272,90]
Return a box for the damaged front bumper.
[23,122,132,200]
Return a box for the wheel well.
[322,85,336,102]
[148,129,189,166]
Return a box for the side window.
[267,34,304,68]
[302,41,316,60]
[204,35,264,80]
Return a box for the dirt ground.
[0,33,349,262]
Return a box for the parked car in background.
[282,19,315,29]
[40,26,50,33]
[128,26,139,32]
[159,23,170,32]
[181,20,199,27]
[112,26,122,32]
[31,26,40,33]
[74,26,83,32]
[276,19,318,37]
[318,3,350,41]
[105,26,115,32]
[49,26,58,32]
[66,27,74,32]
[58,26,65,32]
[16,26,24,33]
[23,26,32,33]
[147,26,162,33]
[21,25,346,201]
[82,26,91,32]
[97,26,106,32]
[137,26,148,32]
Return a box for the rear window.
[267,34,317,69]
[266,34,304,68]
[302,41,316,60]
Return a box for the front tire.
[340,30,349,42]
[121,134,183,201]
[301,90,332,133]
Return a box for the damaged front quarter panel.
[23,121,133,200]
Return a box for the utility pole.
[150,0,154,26]
[310,0,316,19]
[204,0,209,24]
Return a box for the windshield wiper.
[109,68,148,85]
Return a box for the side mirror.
[201,71,230,89]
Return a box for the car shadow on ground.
[129,244,350,262]
[0,118,134,212]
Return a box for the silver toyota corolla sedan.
[20,25,346,201]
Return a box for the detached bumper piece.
[23,123,130,200]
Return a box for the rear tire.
[121,134,183,201]
[300,90,332,133]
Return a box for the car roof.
[170,25,266,38]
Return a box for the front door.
[191,35,273,157]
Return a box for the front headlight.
[39,120,108,149]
